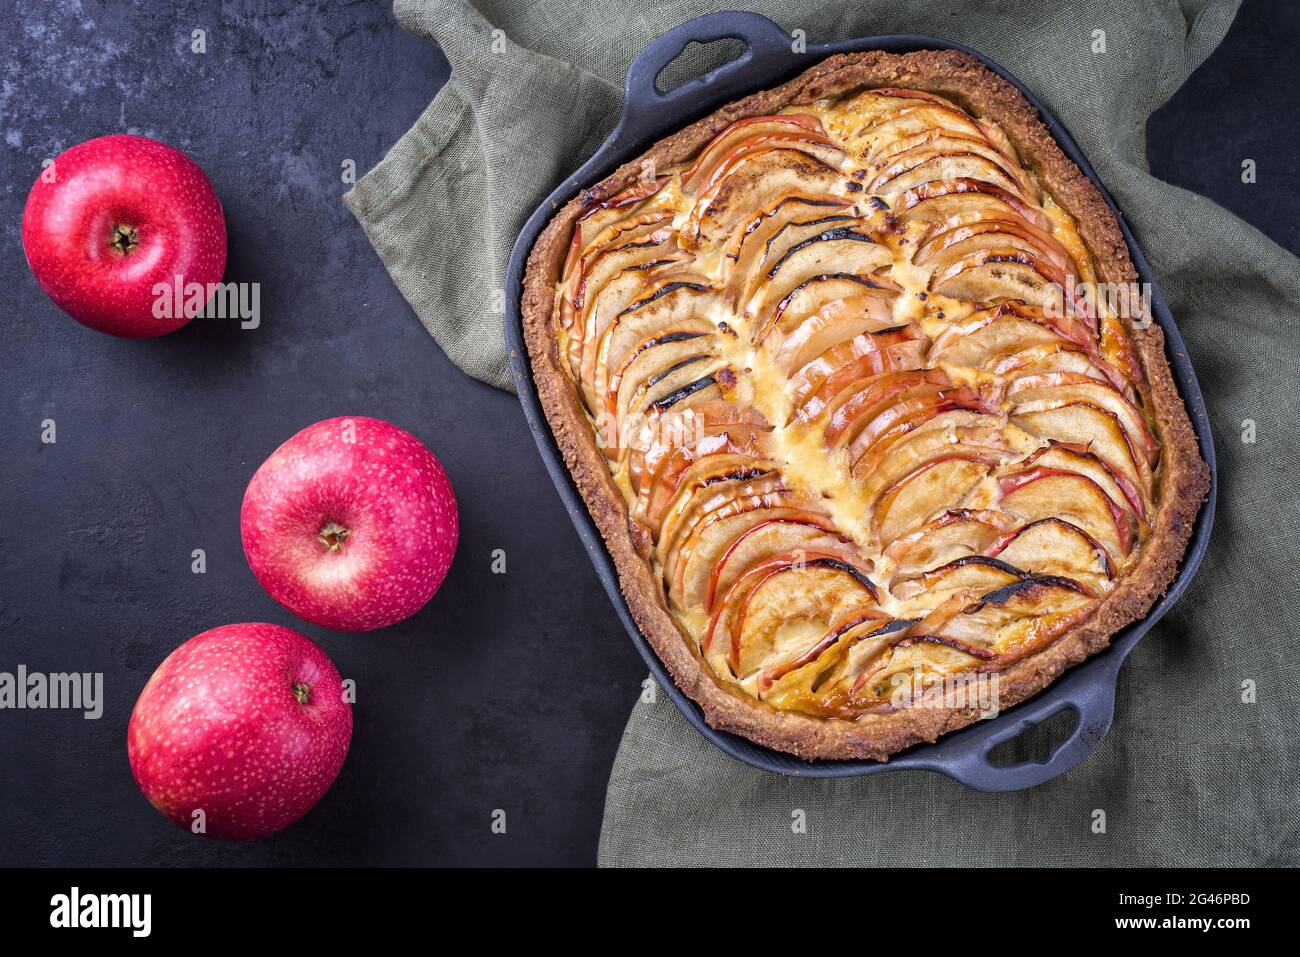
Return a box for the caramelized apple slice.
[758,609,891,698]
[560,213,672,332]
[1011,401,1151,500]
[869,137,1031,196]
[668,500,810,610]
[637,426,771,529]
[916,217,1073,272]
[564,177,670,271]
[999,469,1134,560]
[988,517,1114,593]
[854,420,1008,503]
[682,114,836,192]
[571,258,692,385]
[790,337,927,419]
[900,178,1050,231]
[747,229,893,322]
[938,577,1093,662]
[886,509,1016,584]
[878,153,1025,200]
[873,455,994,546]
[891,555,1026,602]
[725,555,878,676]
[1012,442,1147,525]
[686,149,843,248]
[651,454,780,560]
[1007,376,1159,464]
[845,386,992,468]
[931,248,1069,313]
[587,278,714,406]
[822,369,951,446]
[706,516,854,612]
[606,328,715,440]
[756,272,899,351]
[722,196,850,302]
[770,301,905,375]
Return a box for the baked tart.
[521,50,1209,760]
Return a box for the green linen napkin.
[347,0,1300,866]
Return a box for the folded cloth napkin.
[348,0,1300,867]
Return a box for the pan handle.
[622,11,800,120]
[938,678,1118,792]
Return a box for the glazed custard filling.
[551,87,1159,719]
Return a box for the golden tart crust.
[521,50,1209,761]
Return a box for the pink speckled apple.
[241,416,459,632]
[21,133,227,338]
[127,623,352,841]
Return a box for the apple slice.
[564,177,670,270]
[637,426,771,529]
[915,217,1073,272]
[790,336,927,419]
[900,178,1051,231]
[872,454,994,546]
[560,213,672,331]
[869,137,1031,196]
[686,149,843,249]
[747,229,894,321]
[885,509,1016,585]
[780,616,915,709]
[706,516,854,612]
[891,554,1026,601]
[722,195,850,302]
[845,386,992,468]
[988,517,1114,593]
[758,607,892,696]
[822,369,951,446]
[931,247,1069,313]
[855,102,988,159]
[723,555,878,675]
[986,346,1140,405]
[770,299,905,375]
[570,257,693,385]
[682,114,837,193]
[756,215,868,275]
[938,576,1093,662]
[924,229,1073,288]
[605,328,715,441]
[1010,402,1149,499]
[667,500,808,610]
[587,278,714,405]
[629,395,747,490]
[855,420,1008,502]
[568,224,679,321]
[998,469,1134,560]
[1012,442,1147,525]
[1007,376,1159,465]
[755,272,899,351]
[651,455,781,561]
[928,312,1072,373]
[877,152,1026,200]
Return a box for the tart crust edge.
[519,49,1211,761]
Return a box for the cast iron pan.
[503,11,1217,790]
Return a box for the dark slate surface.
[0,0,1294,866]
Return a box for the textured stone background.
[0,0,1294,865]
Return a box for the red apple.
[21,133,227,337]
[241,416,459,631]
[127,623,352,841]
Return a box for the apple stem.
[109,223,139,255]
[291,682,311,705]
[318,521,349,552]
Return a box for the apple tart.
[521,50,1209,760]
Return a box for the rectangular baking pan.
[503,10,1217,790]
